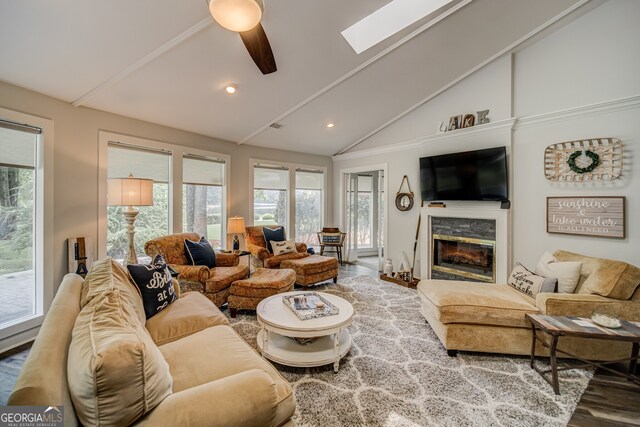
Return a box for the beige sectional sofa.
[418,250,640,360]
[9,258,295,427]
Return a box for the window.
[107,143,170,260]
[357,175,373,248]
[0,123,37,327]
[182,155,226,248]
[295,169,324,247]
[253,165,289,227]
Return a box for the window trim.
[250,158,327,241]
[98,131,231,258]
[0,107,54,351]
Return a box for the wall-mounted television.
[419,146,508,202]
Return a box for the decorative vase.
[384,258,394,277]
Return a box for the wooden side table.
[526,313,640,395]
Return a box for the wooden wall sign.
[547,196,625,239]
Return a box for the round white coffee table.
[256,291,354,372]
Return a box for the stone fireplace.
[421,204,510,283]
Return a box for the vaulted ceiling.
[0,0,587,156]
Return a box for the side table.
[526,313,640,395]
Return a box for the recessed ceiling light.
[224,83,238,94]
[326,122,335,128]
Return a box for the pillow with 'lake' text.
[507,262,557,298]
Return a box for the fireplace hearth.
[432,234,495,282]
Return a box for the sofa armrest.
[136,369,280,427]
[295,242,308,253]
[216,252,240,267]
[536,293,640,321]
[247,242,271,261]
[170,264,210,284]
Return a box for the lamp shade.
[107,175,154,207]
[227,216,246,234]
[209,0,263,32]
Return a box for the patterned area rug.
[229,275,593,427]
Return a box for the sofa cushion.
[68,290,173,427]
[146,292,229,345]
[205,265,249,293]
[554,250,640,300]
[417,280,538,328]
[127,254,178,319]
[159,325,295,427]
[535,251,582,294]
[80,257,145,324]
[507,262,557,298]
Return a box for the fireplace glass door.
[432,234,495,282]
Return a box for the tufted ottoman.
[228,268,296,317]
[280,255,339,287]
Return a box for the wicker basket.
[544,138,622,182]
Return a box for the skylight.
[341,0,454,54]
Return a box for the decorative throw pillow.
[535,251,582,294]
[184,237,216,268]
[507,262,558,298]
[321,232,342,244]
[127,255,178,319]
[263,226,286,254]
[271,239,297,256]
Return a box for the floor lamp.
[107,174,154,265]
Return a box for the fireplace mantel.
[420,203,511,283]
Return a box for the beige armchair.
[245,225,308,270]
[144,233,248,307]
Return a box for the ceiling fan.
[207,0,277,74]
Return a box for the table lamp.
[107,173,154,265]
[227,216,246,251]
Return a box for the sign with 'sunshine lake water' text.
[547,196,625,239]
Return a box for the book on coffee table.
[283,292,339,321]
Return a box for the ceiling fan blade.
[239,22,277,75]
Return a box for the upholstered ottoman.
[228,268,296,317]
[280,255,339,287]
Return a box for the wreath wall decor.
[544,138,622,182]
[567,150,600,174]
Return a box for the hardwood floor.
[1,261,639,426]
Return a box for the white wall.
[333,0,640,275]
[0,82,333,289]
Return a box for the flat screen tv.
[419,146,508,202]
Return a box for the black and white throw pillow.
[127,255,178,319]
[507,262,558,298]
[263,226,286,254]
[271,239,297,256]
[184,237,216,268]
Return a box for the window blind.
[108,143,170,183]
[183,155,225,186]
[254,165,289,190]
[295,170,324,190]
[0,125,36,169]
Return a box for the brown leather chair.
[144,233,248,307]
[317,227,346,265]
[245,225,308,270]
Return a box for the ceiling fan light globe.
[209,0,263,33]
